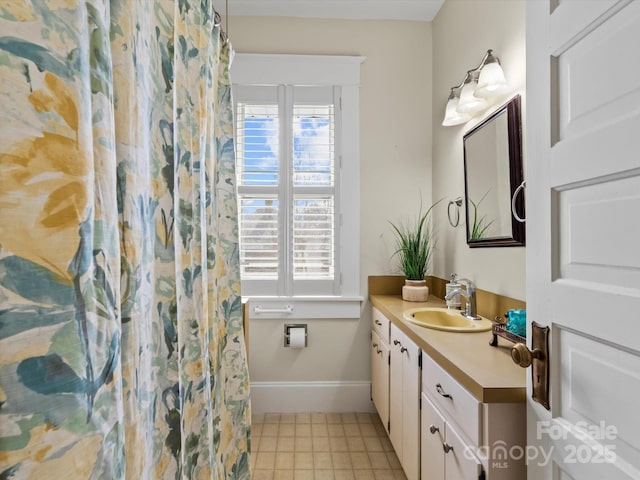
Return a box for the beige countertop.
[370,294,526,404]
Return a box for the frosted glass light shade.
[442,96,471,126]
[456,80,487,115]
[475,62,510,98]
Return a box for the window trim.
[232,54,365,318]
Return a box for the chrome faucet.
[444,278,479,320]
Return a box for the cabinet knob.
[375,319,382,326]
[400,346,407,353]
[376,348,382,354]
[429,425,439,435]
[443,442,454,454]
[511,343,544,368]
[393,339,401,346]
[372,342,378,348]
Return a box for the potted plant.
[389,200,440,302]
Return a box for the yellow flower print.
[0,73,88,284]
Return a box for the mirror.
[463,95,524,247]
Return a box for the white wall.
[431,0,526,300]
[230,17,433,409]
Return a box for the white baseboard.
[250,381,376,414]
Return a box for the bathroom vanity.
[370,294,526,480]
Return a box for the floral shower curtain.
[0,0,250,478]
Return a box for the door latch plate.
[531,321,550,410]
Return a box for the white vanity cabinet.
[421,351,526,480]
[371,308,421,480]
[371,308,390,426]
[370,295,526,480]
[421,392,482,480]
[389,323,420,480]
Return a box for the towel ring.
[511,181,526,223]
[448,197,463,227]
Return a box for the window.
[235,85,338,296]
[232,54,364,317]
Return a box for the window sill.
[244,296,364,319]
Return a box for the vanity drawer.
[421,352,481,446]
[372,307,390,344]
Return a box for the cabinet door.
[389,324,404,453]
[445,420,482,480]
[390,324,421,480]
[401,331,420,480]
[421,393,445,480]
[371,330,389,427]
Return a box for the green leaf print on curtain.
[0,0,251,478]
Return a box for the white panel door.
[526,1,640,479]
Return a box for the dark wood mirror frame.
[463,95,525,247]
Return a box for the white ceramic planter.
[402,279,429,302]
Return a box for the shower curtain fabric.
[0,0,251,478]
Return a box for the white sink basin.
[403,307,493,332]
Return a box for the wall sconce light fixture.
[442,88,472,126]
[442,49,509,127]
[457,70,488,114]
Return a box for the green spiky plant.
[469,190,495,240]
[389,200,441,281]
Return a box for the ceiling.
[218,0,445,22]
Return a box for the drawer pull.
[443,442,454,454]
[436,383,452,399]
[429,425,439,434]
[375,319,383,326]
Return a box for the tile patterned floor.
[250,412,408,480]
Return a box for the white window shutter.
[232,54,363,314]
